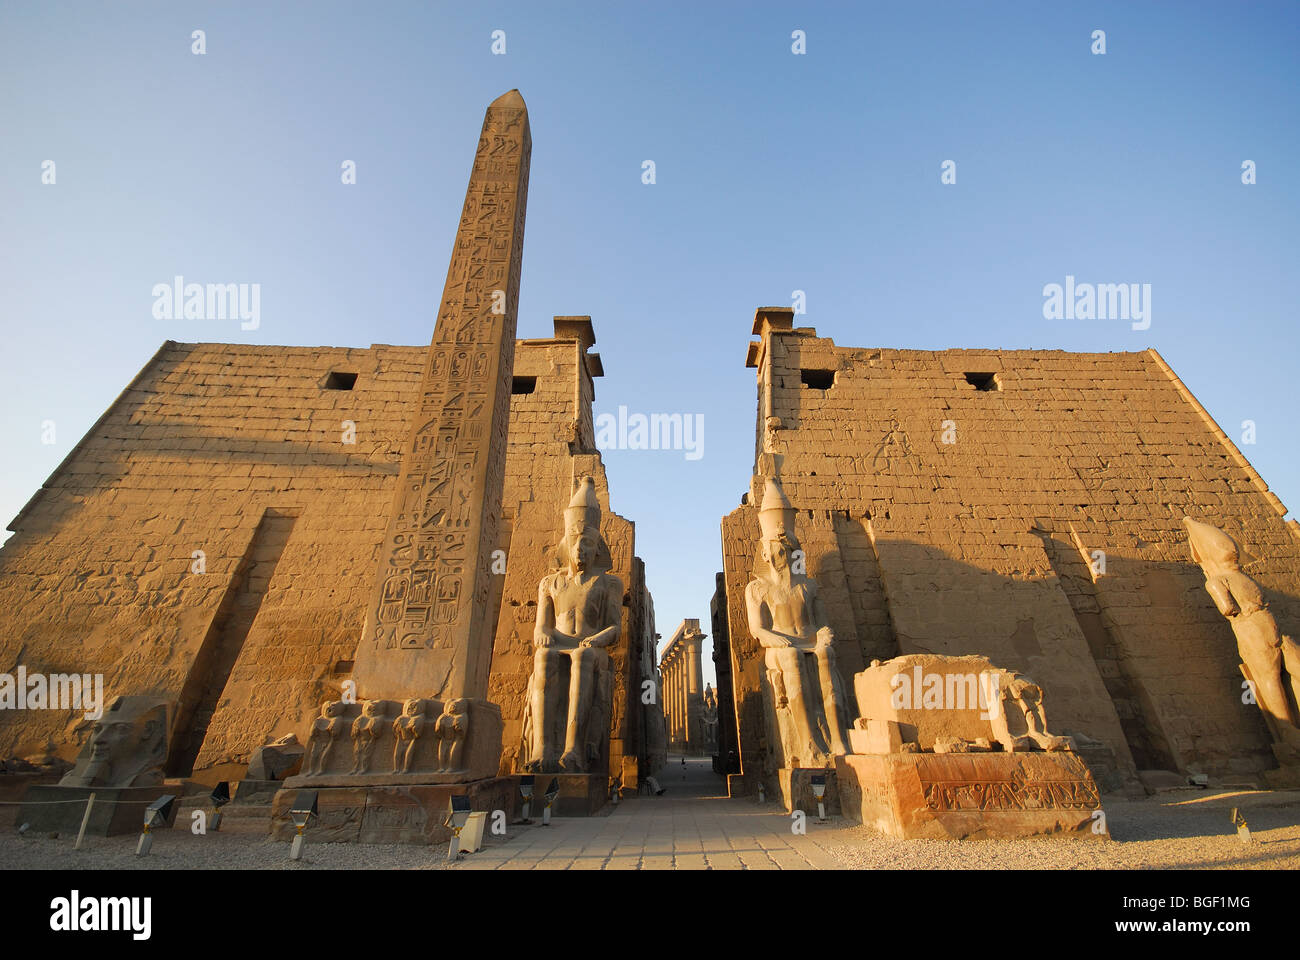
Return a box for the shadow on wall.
[724,532,1284,793]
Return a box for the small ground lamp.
[209,781,231,831]
[445,796,472,861]
[1231,807,1251,844]
[609,776,622,806]
[542,777,560,826]
[811,774,828,822]
[756,782,766,804]
[516,774,535,824]
[289,790,318,861]
[136,794,175,857]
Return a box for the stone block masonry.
[721,308,1299,790]
[0,324,654,784]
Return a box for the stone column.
[667,657,675,749]
[687,634,703,754]
[681,658,691,749]
[353,90,531,703]
[672,659,681,750]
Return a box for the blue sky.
[3,2,1298,685]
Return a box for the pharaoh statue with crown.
[745,476,851,765]
[1184,517,1300,762]
[523,476,623,773]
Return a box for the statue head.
[1184,516,1241,575]
[402,698,424,718]
[60,697,168,789]
[361,700,383,718]
[758,477,800,575]
[322,700,345,719]
[563,476,603,573]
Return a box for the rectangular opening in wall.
[324,371,357,390]
[964,372,1000,391]
[801,369,835,389]
[512,376,537,395]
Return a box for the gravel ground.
[819,789,1300,870]
[1,787,1296,870]
[0,827,460,870]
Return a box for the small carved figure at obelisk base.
[349,700,385,774]
[434,699,469,772]
[523,476,623,773]
[306,700,347,775]
[745,476,851,764]
[392,698,428,773]
[1184,517,1300,751]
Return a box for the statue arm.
[1206,576,1239,618]
[581,578,623,648]
[533,576,583,648]
[745,582,795,649]
[534,579,560,647]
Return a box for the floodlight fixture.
[516,774,535,824]
[542,777,560,826]
[811,774,828,822]
[208,781,231,831]
[136,794,175,857]
[289,789,319,861]
[445,795,472,861]
[1231,807,1251,844]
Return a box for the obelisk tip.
[491,89,526,110]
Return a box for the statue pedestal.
[270,778,515,845]
[835,751,1105,840]
[18,785,177,837]
[267,697,514,844]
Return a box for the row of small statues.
[305,697,468,776]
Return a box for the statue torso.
[547,570,619,639]
[749,576,818,643]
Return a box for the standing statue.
[744,477,851,764]
[306,701,348,775]
[392,698,429,774]
[349,700,385,774]
[1184,517,1300,743]
[434,698,470,772]
[523,476,623,773]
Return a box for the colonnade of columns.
[659,619,706,755]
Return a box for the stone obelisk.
[353,90,530,703]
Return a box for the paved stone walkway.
[458,755,845,870]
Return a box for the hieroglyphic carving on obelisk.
[353,90,530,703]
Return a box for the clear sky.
[3,2,1298,688]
